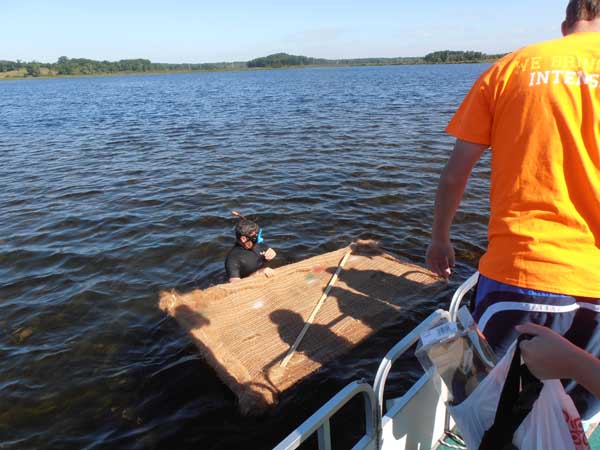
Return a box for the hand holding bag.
[449,335,590,450]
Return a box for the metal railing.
[273,381,379,450]
[448,271,479,321]
[373,309,451,415]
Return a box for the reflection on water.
[0,64,490,449]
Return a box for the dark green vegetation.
[247,51,503,68]
[1,51,505,79]
[0,57,245,78]
[423,50,493,63]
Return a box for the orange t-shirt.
[447,32,600,297]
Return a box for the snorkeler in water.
[225,211,276,283]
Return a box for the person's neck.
[565,18,600,35]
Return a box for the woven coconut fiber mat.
[159,242,444,414]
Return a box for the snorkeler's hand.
[426,239,454,279]
[263,267,275,278]
[262,248,276,261]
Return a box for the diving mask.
[246,228,264,244]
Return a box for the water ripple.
[0,64,491,450]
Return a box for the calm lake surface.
[1,64,491,449]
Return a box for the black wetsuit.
[225,243,268,279]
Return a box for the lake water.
[1,64,491,449]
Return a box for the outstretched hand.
[426,239,455,278]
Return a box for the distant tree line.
[51,57,246,75]
[249,51,503,68]
[247,53,431,67]
[0,56,246,77]
[0,51,506,78]
[423,50,504,63]
[247,53,329,68]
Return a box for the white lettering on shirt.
[528,70,600,88]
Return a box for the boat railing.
[373,271,479,408]
[272,380,379,450]
[448,271,479,321]
[373,309,451,414]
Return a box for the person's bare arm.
[517,323,600,399]
[427,139,487,278]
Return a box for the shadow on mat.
[266,265,439,371]
[329,267,439,329]
[174,304,211,329]
[269,309,354,365]
[173,304,279,415]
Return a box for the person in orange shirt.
[427,0,600,420]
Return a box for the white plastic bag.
[449,341,590,450]
[514,379,589,450]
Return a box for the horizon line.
[1,49,510,65]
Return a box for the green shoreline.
[0,67,245,81]
[0,59,498,82]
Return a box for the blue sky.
[3,0,567,63]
